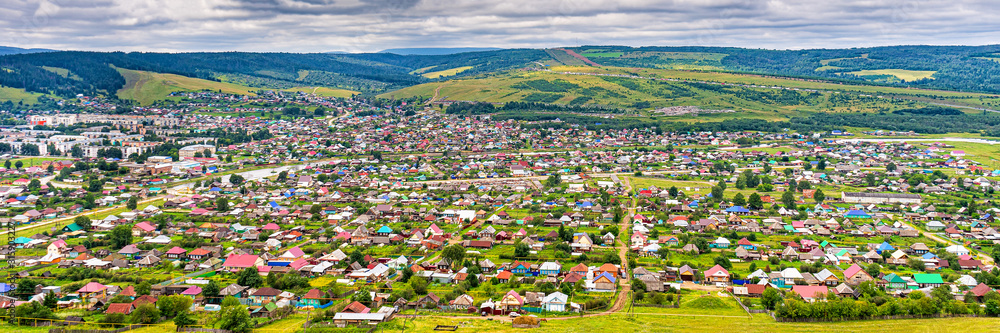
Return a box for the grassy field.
[849,69,937,81]
[410,66,438,75]
[0,86,45,104]
[396,313,1000,333]
[116,68,259,105]
[41,66,81,80]
[422,66,474,79]
[282,86,357,98]
[10,156,73,167]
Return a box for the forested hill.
[0,49,547,98]
[567,45,1000,93]
[6,45,1000,101]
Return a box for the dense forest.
[573,45,1000,93]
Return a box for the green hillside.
[382,65,1000,121]
[0,85,45,104]
[116,68,259,105]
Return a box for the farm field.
[116,68,259,105]
[849,69,937,81]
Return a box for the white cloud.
[0,0,997,52]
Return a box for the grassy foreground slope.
[401,313,999,333]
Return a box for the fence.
[632,303,679,309]
[176,328,232,333]
[773,314,982,323]
[49,325,142,333]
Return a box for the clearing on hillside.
[422,66,474,79]
[849,69,936,82]
[116,68,258,105]
[282,86,358,98]
[0,86,45,104]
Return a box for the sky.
[1,0,997,53]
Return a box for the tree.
[813,189,825,203]
[711,186,724,202]
[441,244,466,268]
[732,193,746,207]
[782,191,796,210]
[817,159,827,170]
[886,162,897,172]
[216,197,230,211]
[43,291,58,308]
[74,216,92,230]
[109,225,133,250]
[71,145,83,158]
[351,285,373,305]
[3,160,9,169]
[157,295,193,318]
[229,174,245,185]
[544,174,562,188]
[203,280,221,303]
[221,296,242,308]
[410,277,428,295]
[216,304,253,333]
[27,179,40,190]
[693,238,709,253]
[14,160,23,169]
[748,193,763,210]
[173,309,196,327]
[713,256,732,270]
[668,186,679,197]
[137,281,152,296]
[314,107,326,116]
[132,303,161,324]
[276,170,288,182]
[762,288,782,310]
[127,196,138,210]
[237,267,264,288]
[514,242,530,258]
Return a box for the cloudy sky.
[1,0,996,53]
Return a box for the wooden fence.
[49,325,142,333]
[176,328,231,333]
[632,303,679,308]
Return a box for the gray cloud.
[0,0,997,52]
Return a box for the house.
[791,285,829,302]
[843,264,872,286]
[592,272,617,291]
[703,265,730,284]
[222,254,262,272]
[539,262,561,276]
[914,274,944,288]
[250,287,283,305]
[496,290,523,313]
[542,292,569,312]
[105,303,135,315]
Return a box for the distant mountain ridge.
[0,46,57,56]
[378,47,502,55]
